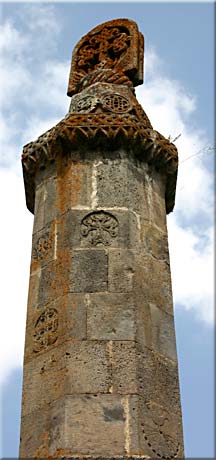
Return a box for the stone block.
[136,302,177,360]
[33,182,46,234]
[56,208,140,253]
[33,158,92,234]
[70,249,108,292]
[111,341,138,394]
[147,174,167,231]
[138,398,184,459]
[38,255,70,306]
[95,159,151,219]
[33,177,59,234]
[30,221,56,273]
[21,340,111,416]
[19,407,49,458]
[134,253,174,315]
[27,270,41,310]
[108,249,136,292]
[55,156,92,214]
[136,345,182,416]
[24,293,87,363]
[140,222,169,263]
[44,176,59,225]
[64,394,126,455]
[87,293,136,340]
[21,394,126,456]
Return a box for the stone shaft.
[19,151,184,458]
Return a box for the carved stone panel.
[140,399,183,459]
[69,90,132,115]
[33,308,58,352]
[81,211,119,246]
[32,232,52,260]
[67,19,144,95]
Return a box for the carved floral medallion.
[33,308,58,352]
[81,211,119,246]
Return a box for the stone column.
[19,19,184,459]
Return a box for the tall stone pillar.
[20,19,184,459]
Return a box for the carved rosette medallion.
[32,232,52,260]
[101,93,131,113]
[33,308,58,352]
[81,211,119,246]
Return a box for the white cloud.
[0,5,69,171]
[137,49,214,325]
[168,218,214,325]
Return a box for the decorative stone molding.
[22,107,178,215]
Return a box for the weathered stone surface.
[139,397,184,459]
[56,457,150,460]
[38,257,70,306]
[21,395,133,457]
[56,157,92,214]
[24,293,87,363]
[33,158,92,234]
[33,177,59,234]
[95,159,151,219]
[31,221,56,273]
[136,346,182,416]
[111,341,137,394]
[21,340,111,416]
[27,270,41,310]
[108,249,136,292]
[134,253,174,315]
[140,223,169,263]
[19,407,49,458]
[136,301,177,360]
[87,293,136,340]
[64,395,126,455]
[70,249,108,292]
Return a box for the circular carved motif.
[33,308,58,352]
[102,93,131,113]
[81,211,119,246]
[69,95,99,114]
[32,233,52,260]
[141,402,180,459]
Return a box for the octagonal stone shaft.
[19,150,184,459]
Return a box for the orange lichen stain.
[30,258,40,274]
[56,156,86,213]
[49,448,73,458]
[34,431,49,457]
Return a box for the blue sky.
[0,2,215,459]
